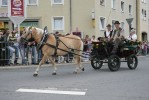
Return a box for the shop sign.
[0,22,4,28]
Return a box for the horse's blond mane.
[26,26,44,35]
[34,27,44,35]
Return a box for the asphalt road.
[0,56,149,100]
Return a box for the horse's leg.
[33,55,47,77]
[73,50,84,74]
[49,56,57,75]
[77,55,85,71]
[76,41,84,72]
[73,56,80,74]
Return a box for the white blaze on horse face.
[21,27,32,39]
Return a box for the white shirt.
[106,30,111,38]
[91,38,97,42]
[127,34,137,41]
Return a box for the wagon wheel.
[127,54,138,70]
[91,56,103,70]
[108,55,120,71]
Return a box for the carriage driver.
[110,21,125,54]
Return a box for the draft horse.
[20,27,84,76]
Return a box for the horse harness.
[37,33,60,56]
[37,33,85,57]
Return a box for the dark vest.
[104,30,113,38]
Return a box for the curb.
[0,61,90,70]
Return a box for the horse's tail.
[79,40,84,59]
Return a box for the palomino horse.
[20,27,84,76]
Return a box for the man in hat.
[127,28,137,41]
[110,21,125,54]
[104,24,113,41]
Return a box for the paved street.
[0,56,149,100]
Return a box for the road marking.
[16,88,86,96]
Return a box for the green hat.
[114,21,120,24]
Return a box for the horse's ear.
[34,27,36,30]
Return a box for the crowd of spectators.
[0,28,42,66]
[137,41,149,56]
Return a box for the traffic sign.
[8,0,26,25]
[126,18,133,25]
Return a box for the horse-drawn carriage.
[90,39,141,71]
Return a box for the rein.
[58,35,83,41]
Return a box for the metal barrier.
[0,42,13,66]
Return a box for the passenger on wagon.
[110,21,125,54]
[127,28,137,41]
[104,24,113,41]
[91,35,97,42]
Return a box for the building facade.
[137,0,149,41]
[0,0,148,41]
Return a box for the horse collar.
[37,32,49,50]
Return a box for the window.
[28,0,38,5]
[112,20,116,30]
[142,0,146,3]
[121,22,124,29]
[100,0,105,6]
[1,0,8,6]
[142,9,147,20]
[52,17,64,31]
[51,0,64,5]
[142,9,144,19]
[144,10,147,20]
[129,5,132,14]
[111,0,116,9]
[99,17,106,30]
[121,1,124,12]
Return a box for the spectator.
[144,41,148,56]
[83,35,91,51]
[37,49,42,64]
[141,42,145,55]
[0,31,4,41]
[8,31,20,65]
[27,40,38,65]
[147,41,149,55]
[19,31,28,65]
[2,29,10,41]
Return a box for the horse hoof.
[82,68,85,71]
[52,73,57,75]
[73,71,77,74]
[33,73,38,77]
